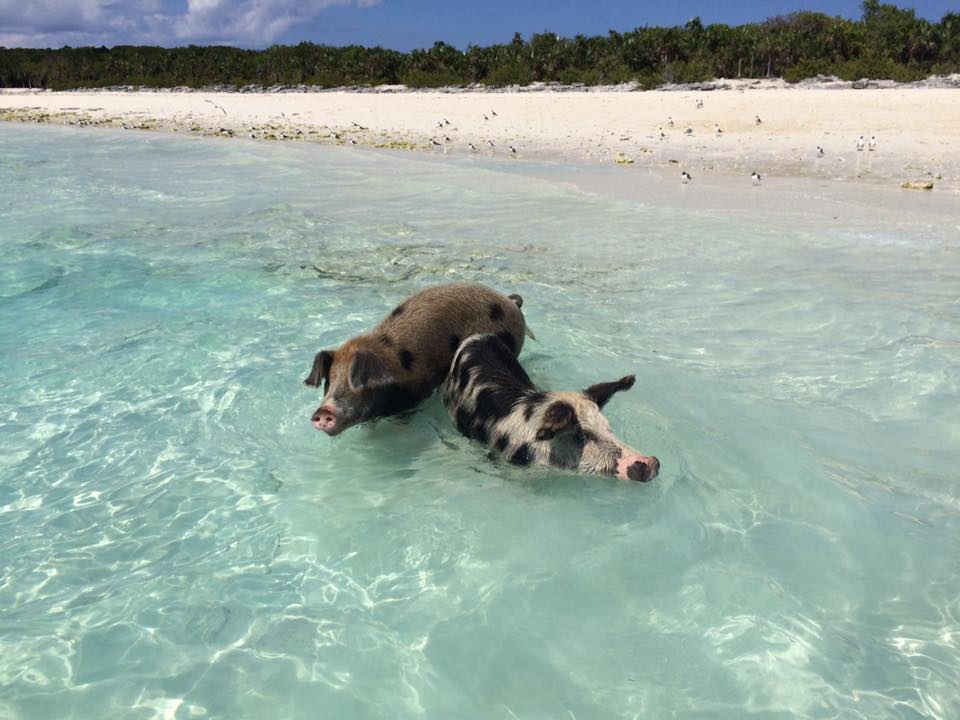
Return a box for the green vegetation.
[1,2,958,89]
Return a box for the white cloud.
[0,0,381,48]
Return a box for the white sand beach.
[2,83,959,193]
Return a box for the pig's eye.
[573,428,598,444]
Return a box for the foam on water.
[1,124,959,719]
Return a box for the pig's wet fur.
[441,334,659,482]
[305,283,528,436]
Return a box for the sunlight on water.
[1,124,959,719]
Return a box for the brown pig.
[441,334,660,482]
[305,283,529,435]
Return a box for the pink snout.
[617,453,660,482]
[311,406,339,434]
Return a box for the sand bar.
[2,83,959,193]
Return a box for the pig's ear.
[349,350,394,391]
[304,350,334,388]
[536,401,579,440]
[583,375,635,409]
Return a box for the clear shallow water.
[1,124,959,720]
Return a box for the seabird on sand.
[752,171,762,186]
[681,171,692,184]
[667,116,675,127]
[715,124,723,137]
[817,145,825,157]
[755,115,762,125]
[857,136,865,151]
[205,99,227,115]
[696,99,703,109]
[659,128,666,139]
[868,135,877,151]
[684,126,694,135]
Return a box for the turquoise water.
[1,124,959,720]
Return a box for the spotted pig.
[441,334,660,482]
[305,283,529,436]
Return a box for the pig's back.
[373,283,527,392]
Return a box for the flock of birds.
[202,94,882,188]
[425,110,520,155]
[309,109,519,155]
[414,96,883,187]
[669,97,880,187]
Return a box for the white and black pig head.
[530,376,659,482]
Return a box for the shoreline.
[2,83,959,194]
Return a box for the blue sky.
[0,0,954,51]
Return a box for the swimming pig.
[305,283,529,436]
[441,334,659,482]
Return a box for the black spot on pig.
[495,330,516,354]
[523,392,547,421]
[509,443,531,466]
[494,433,510,451]
[367,383,424,420]
[475,386,516,423]
[488,302,504,321]
[455,407,473,437]
[462,334,531,387]
[399,348,415,371]
[472,423,488,444]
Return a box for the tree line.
[1,2,958,90]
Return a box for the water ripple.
[1,124,958,719]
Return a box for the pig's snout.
[311,406,340,435]
[617,453,660,482]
